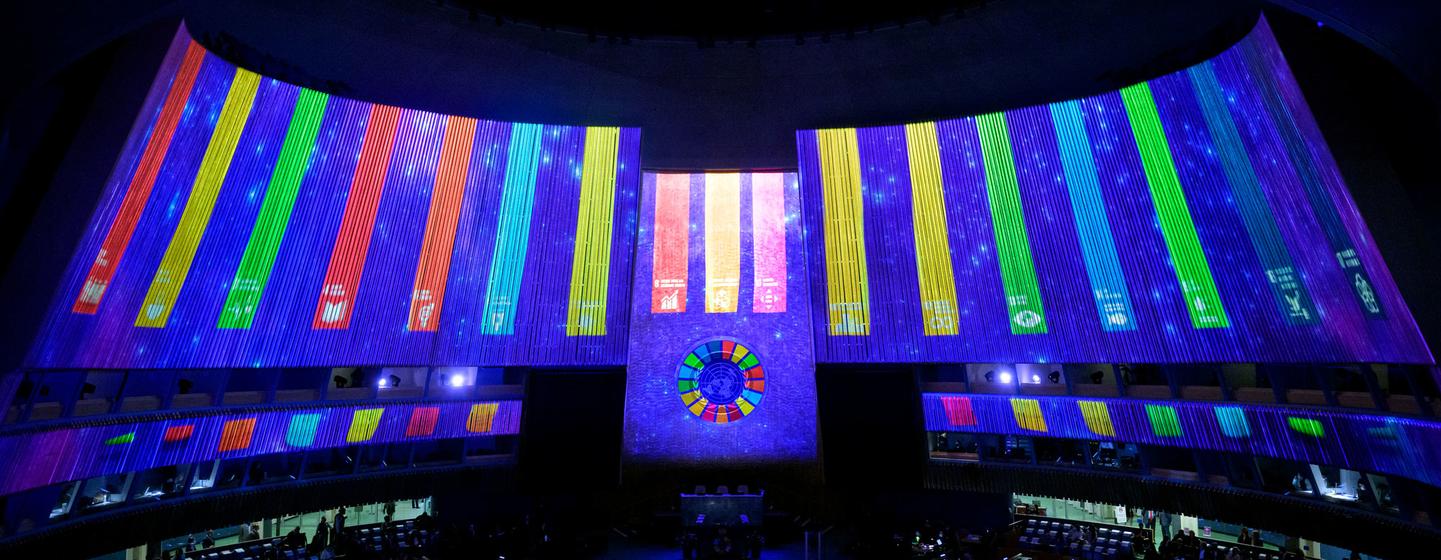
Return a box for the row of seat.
[1197,539,1286,560]
[1024,517,1138,540]
[691,485,754,495]
[188,520,424,560]
[1017,536,1126,560]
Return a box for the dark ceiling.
[7,1,1441,168]
[177,0,1261,168]
[435,0,994,41]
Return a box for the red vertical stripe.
[312,105,403,329]
[651,173,689,313]
[72,42,208,314]
[942,396,976,427]
[406,115,477,331]
[163,424,195,443]
[405,407,441,437]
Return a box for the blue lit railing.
[922,392,1441,487]
[0,398,520,496]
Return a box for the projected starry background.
[27,26,640,369]
[623,172,817,467]
[922,392,1441,489]
[0,399,521,496]
[798,18,1431,365]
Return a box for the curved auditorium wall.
[28,25,641,369]
[798,17,1432,365]
[922,392,1441,488]
[0,399,521,495]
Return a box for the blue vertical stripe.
[1189,62,1318,325]
[480,122,544,334]
[1048,100,1137,331]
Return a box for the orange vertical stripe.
[407,115,477,331]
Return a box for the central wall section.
[623,172,817,469]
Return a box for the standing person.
[312,517,330,552]
[333,508,347,540]
[1157,511,1173,542]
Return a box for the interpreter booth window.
[980,434,1033,463]
[1033,437,1088,467]
[127,464,190,501]
[929,432,980,460]
[303,447,356,478]
[1086,441,1140,471]
[74,473,131,513]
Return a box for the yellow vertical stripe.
[1078,401,1116,437]
[565,126,620,336]
[1010,398,1048,432]
[704,173,740,313]
[818,129,870,335]
[467,403,498,433]
[345,408,384,443]
[136,69,262,328]
[904,122,960,335]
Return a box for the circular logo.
[677,338,765,423]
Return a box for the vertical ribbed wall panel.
[28,27,640,369]
[797,16,1432,365]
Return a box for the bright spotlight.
[998,372,1013,384]
[377,378,389,388]
[449,374,465,388]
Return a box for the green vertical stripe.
[1188,63,1317,325]
[1145,404,1183,437]
[218,88,330,329]
[976,113,1047,335]
[1120,83,1229,328]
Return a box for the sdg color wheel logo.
[677,338,765,423]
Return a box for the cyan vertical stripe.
[1189,62,1317,325]
[480,122,544,334]
[1238,40,1384,319]
[1049,100,1137,331]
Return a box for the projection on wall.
[623,172,817,467]
[0,399,521,496]
[922,392,1441,488]
[797,17,1431,365]
[28,25,640,369]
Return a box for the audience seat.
[274,389,318,402]
[1233,387,1275,403]
[221,391,266,406]
[1180,385,1225,401]
[1125,385,1172,399]
[71,398,112,416]
[171,393,214,408]
[1072,383,1115,397]
[1284,388,1328,406]
[1336,391,1377,408]
[1387,395,1425,415]
[118,395,161,412]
